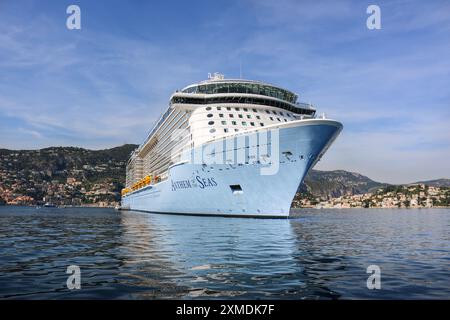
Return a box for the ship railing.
[296,102,315,109]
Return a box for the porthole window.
[272,111,277,115]
[209,128,216,133]
[235,128,239,132]
[238,114,243,118]
[229,114,234,118]
[208,121,214,125]
[266,110,270,114]
[270,117,274,121]
[219,113,224,117]
[256,115,261,119]
[221,120,227,125]
[226,107,231,111]
[280,112,284,116]
[260,123,264,126]
[277,118,281,121]
[235,107,240,111]
[253,109,257,113]
[242,121,247,126]
[216,107,221,110]
[250,122,255,126]
[232,121,237,125]
[287,113,291,117]
[284,119,287,122]
[243,108,248,112]
[224,128,229,133]
[247,115,251,119]
[206,107,212,111]
[207,113,213,118]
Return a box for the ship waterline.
[122,75,342,217]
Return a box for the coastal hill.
[0,144,448,207]
[412,178,450,187]
[300,169,389,198]
[0,144,137,206]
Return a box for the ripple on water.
[0,206,449,299]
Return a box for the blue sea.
[0,206,448,299]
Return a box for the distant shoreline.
[1,204,449,210]
[291,206,450,210]
[0,204,117,209]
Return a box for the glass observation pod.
[181,80,298,103]
[171,80,316,116]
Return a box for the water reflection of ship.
[289,214,346,299]
[119,211,190,298]
[120,211,298,298]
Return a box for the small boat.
[43,202,57,208]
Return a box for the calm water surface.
[0,206,449,299]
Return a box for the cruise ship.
[121,73,342,218]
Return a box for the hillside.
[299,169,388,199]
[412,178,450,187]
[0,144,138,206]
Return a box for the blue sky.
[0,0,449,184]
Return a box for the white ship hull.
[122,119,342,218]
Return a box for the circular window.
[207,113,213,118]
[209,128,216,133]
[208,121,214,125]
[206,107,212,111]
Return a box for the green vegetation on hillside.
[0,144,137,206]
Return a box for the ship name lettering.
[196,176,217,189]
